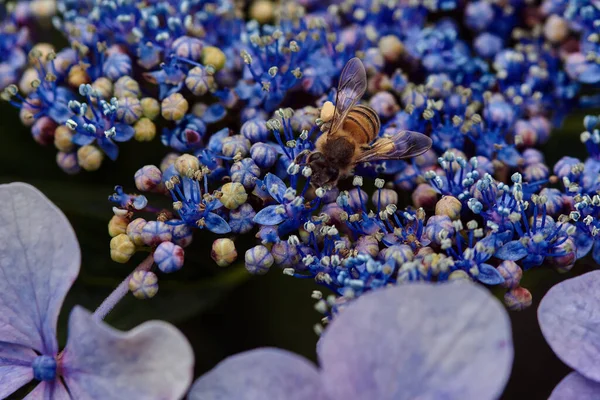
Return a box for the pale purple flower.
[189,282,513,400]
[0,183,194,399]
[538,271,600,399]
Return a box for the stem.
[93,255,155,321]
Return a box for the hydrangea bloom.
[538,271,600,399]
[0,182,193,399]
[189,281,513,400]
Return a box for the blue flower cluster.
[2,0,600,315]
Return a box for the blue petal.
[264,173,286,203]
[188,348,326,400]
[61,307,194,399]
[477,263,505,285]
[71,133,95,146]
[0,183,80,355]
[578,63,600,84]
[592,241,600,265]
[112,124,135,142]
[253,205,285,226]
[205,212,231,234]
[494,240,527,261]
[318,282,513,400]
[99,138,119,161]
[574,229,593,259]
[202,103,226,123]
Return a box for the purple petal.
[264,173,286,203]
[549,372,600,400]
[24,381,71,400]
[188,348,327,400]
[0,342,35,398]
[319,282,513,400]
[61,307,194,400]
[253,205,285,226]
[112,124,135,142]
[538,271,600,382]
[0,183,80,354]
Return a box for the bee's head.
[307,152,339,187]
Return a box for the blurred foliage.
[1,85,600,398]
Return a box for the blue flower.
[0,183,193,399]
[189,281,513,400]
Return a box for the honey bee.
[297,57,432,188]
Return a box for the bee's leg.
[360,144,373,151]
[294,149,311,164]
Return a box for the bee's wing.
[354,130,433,164]
[328,57,367,136]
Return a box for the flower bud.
[355,235,379,258]
[127,218,147,246]
[154,241,185,273]
[378,35,404,62]
[424,215,454,246]
[412,183,438,209]
[231,158,261,189]
[250,142,278,169]
[67,64,90,87]
[56,152,80,175]
[174,154,200,175]
[77,145,104,171]
[220,182,248,209]
[160,153,180,172]
[202,46,226,71]
[114,76,141,99]
[241,119,270,143]
[448,270,472,282]
[271,241,299,268]
[229,203,256,234]
[141,97,161,120]
[544,15,569,44]
[504,286,532,311]
[134,117,156,141]
[249,0,275,24]
[222,135,251,158]
[435,196,462,220]
[141,221,172,246]
[497,260,522,289]
[117,97,142,124]
[129,270,159,299]
[548,237,576,273]
[54,125,74,152]
[110,234,136,263]
[31,116,57,145]
[135,165,163,192]
[92,77,113,99]
[171,223,193,247]
[19,68,38,95]
[371,188,397,208]
[161,93,189,121]
[211,238,238,267]
[245,245,274,275]
[108,215,129,237]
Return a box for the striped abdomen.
[342,105,381,145]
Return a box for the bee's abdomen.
[343,105,381,145]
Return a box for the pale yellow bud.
[141,97,161,120]
[378,35,404,62]
[435,196,462,220]
[92,77,113,99]
[161,93,188,121]
[108,215,129,237]
[220,182,248,209]
[211,238,238,267]
[54,125,74,152]
[77,145,104,171]
[202,46,226,71]
[110,234,136,263]
[174,154,200,175]
[249,0,274,24]
[134,117,156,142]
